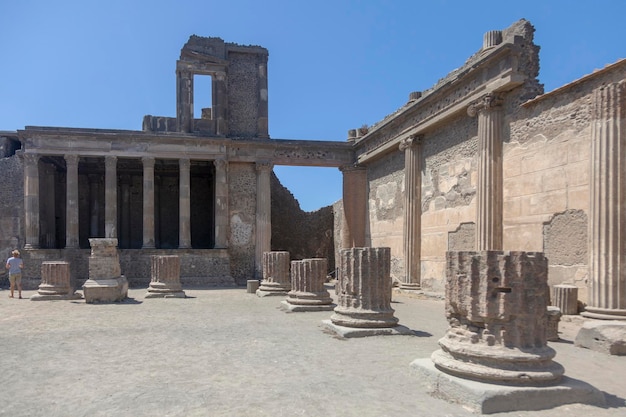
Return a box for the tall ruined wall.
[228,51,261,137]
[0,154,23,286]
[228,162,257,284]
[505,61,626,303]
[271,172,335,272]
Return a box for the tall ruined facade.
[334,19,626,316]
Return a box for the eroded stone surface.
[257,251,290,297]
[83,238,128,303]
[575,321,626,355]
[145,255,185,299]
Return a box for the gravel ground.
[0,286,625,417]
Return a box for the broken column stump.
[83,238,128,303]
[30,261,80,301]
[281,258,334,312]
[145,255,185,298]
[410,251,604,414]
[256,251,291,297]
[552,284,579,315]
[323,247,411,337]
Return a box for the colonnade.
[23,153,230,250]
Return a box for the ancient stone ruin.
[256,251,291,297]
[281,258,334,312]
[82,238,128,303]
[145,255,186,298]
[30,261,80,301]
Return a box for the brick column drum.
[145,255,185,299]
[257,251,291,297]
[281,258,334,312]
[83,238,128,303]
[552,284,579,315]
[323,247,412,337]
[31,261,80,301]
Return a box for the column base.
[281,300,336,312]
[398,282,421,291]
[31,292,82,301]
[145,290,186,299]
[83,276,128,303]
[322,319,413,338]
[581,306,626,320]
[410,358,605,414]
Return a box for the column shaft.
[142,157,156,248]
[88,175,100,237]
[65,154,79,249]
[255,162,273,279]
[179,158,191,249]
[214,158,229,248]
[340,165,368,248]
[584,82,626,319]
[400,136,422,289]
[176,69,193,133]
[23,153,40,249]
[105,156,117,238]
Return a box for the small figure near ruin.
[83,238,128,303]
[281,258,334,312]
[257,251,291,297]
[5,249,23,299]
[323,247,412,337]
[145,255,186,298]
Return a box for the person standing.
[6,250,23,299]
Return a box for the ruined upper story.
[143,36,270,139]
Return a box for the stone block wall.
[228,162,257,284]
[228,51,261,138]
[0,154,23,286]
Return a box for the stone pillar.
[83,238,128,303]
[214,72,228,136]
[339,165,368,248]
[546,306,562,342]
[257,251,290,297]
[65,154,79,249]
[467,94,504,251]
[257,58,269,138]
[145,255,185,298]
[324,247,412,337]
[430,251,563,385]
[176,69,193,133]
[214,158,229,249]
[552,284,579,315]
[400,135,422,290]
[24,153,40,249]
[120,174,131,248]
[282,258,334,312]
[142,157,156,249]
[41,164,56,248]
[179,158,191,249]
[88,174,100,237]
[255,162,273,279]
[583,82,626,320]
[31,261,80,301]
[104,156,117,239]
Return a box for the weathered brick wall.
[228,52,260,137]
[270,172,335,272]
[228,162,256,284]
[0,154,23,286]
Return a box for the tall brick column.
[257,251,290,297]
[255,162,273,279]
[142,157,156,249]
[104,156,117,239]
[282,258,334,312]
[583,82,626,320]
[214,72,228,136]
[23,153,40,249]
[65,154,79,249]
[468,94,503,251]
[176,69,193,133]
[340,165,368,248]
[400,135,422,290]
[179,158,191,249]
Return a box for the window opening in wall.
[193,74,213,120]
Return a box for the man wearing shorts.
[6,249,23,299]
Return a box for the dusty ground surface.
[0,285,625,417]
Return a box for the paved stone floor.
[0,285,625,417]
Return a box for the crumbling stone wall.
[228,162,257,284]
[228,52,262,138]
[271,172,335,273]
[0,154,23,286]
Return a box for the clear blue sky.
[1,1,624,211]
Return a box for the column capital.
[64,154,79,166]
[213,158,228,170]
[142,156,155,168]
[467,93,504,117]
[105,155,117,169]
[256,161,273,172]
[399,134,423,152]
[179,158,191,169]
[23,152,40,164]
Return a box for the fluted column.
[41,164,56,248]
[104,156,117,238]
[145,255,185,298]
[257,251,291,296]
[31,261,79,301]
[583,82,626,320]
[340,165,368,248]
[282,258,334,311]
[214,158,229,249]
[24,153,40,249]
[400,135,423,290]
[142,157,156,249]
[255,162,273,279]
[468,93,504,251]
[65,154,79,249]
[176,69,193,133]
[179,158,191,249]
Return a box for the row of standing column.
[23,155,230,250]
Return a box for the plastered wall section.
[228,162,257,284]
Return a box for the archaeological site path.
[0,287,625,417]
